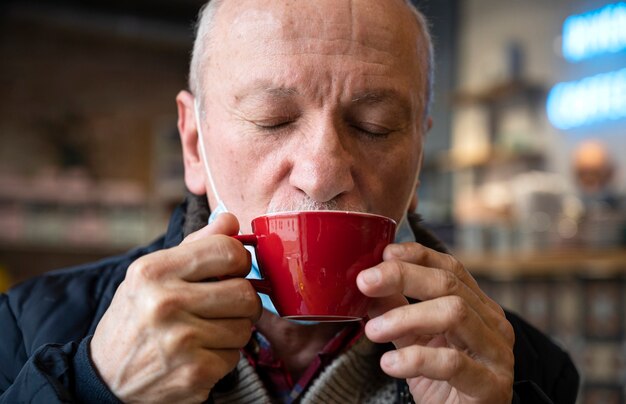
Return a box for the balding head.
[177,0,431,228]
[188,0,434,122]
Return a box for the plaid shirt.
[242,321,365,403]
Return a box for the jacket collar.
[163,199,188,248]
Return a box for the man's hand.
[91,213,261,403]
[357,243,515,404]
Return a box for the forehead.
[206,0,425,92]
[216,0,417,55]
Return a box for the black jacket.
[0,199,579,403]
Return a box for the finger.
[379,344,508,400]
[384,244,506,319]
[199,318,254,349]
[183,278,262,320]
[367,295,423,349]
[365,296,505,361]
[129,234,252,282]
[366,294,409,320]
[170,315,254,350]
[182,212,240,245]
[384,243,485,302]
[358,260,511,342]
[358,262,487,317]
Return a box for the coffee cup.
[234,211,396,322]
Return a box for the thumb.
[181,212,240,245]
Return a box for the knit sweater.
[214,338,397,404]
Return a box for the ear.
[176,90,206,195]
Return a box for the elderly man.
[0,0,578,403]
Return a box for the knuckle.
[445,349,465,378]
[441,270,459,295]
[446,295,468,323]
[128,257,159,283]
[212,235,235,259]
[411,242,428,259]
[500,319,512,340]
[483,298,515,342]
[397,242,428,263]
[503,345,515,369]
[146,292,181,321]
[170,327,198,351]
[233,279,261,316]
[396,243,413,258]
[213,236,249,273]
[396,242,426,257]
[448,255,465,275]
[408,347,425,369]
[500,318,516,345]
[157,294,181,316]
[492,298,505,314]
[383,260,404,288]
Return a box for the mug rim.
[252,210,397,225]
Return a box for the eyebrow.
[351,89,413,118]
[233,84,413,118]
[352,89,408,105]
[234,82,299,106]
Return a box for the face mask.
[194,100,281,317]
[395,214,416,244]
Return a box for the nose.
[289,120,355,203]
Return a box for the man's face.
[195,0,428,232]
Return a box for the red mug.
[234,211,396,321]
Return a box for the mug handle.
[232,234,273,295]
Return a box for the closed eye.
[255,120,294,131]
[351,122,394,138]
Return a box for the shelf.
[0,241,129,257]
[437,148,544,170]
[453,79,545,107]
[457,248,626,278]
[0,242,130,288]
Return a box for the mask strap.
[194,99,224,208]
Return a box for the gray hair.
[188,0,434,121]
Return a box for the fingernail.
[361,268,381,285]
[382,351,398,368]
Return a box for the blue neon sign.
[562,2,626,62]
[547,68,626,129]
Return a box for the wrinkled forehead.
[211,0,421,61]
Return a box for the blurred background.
[0,0,625,402]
